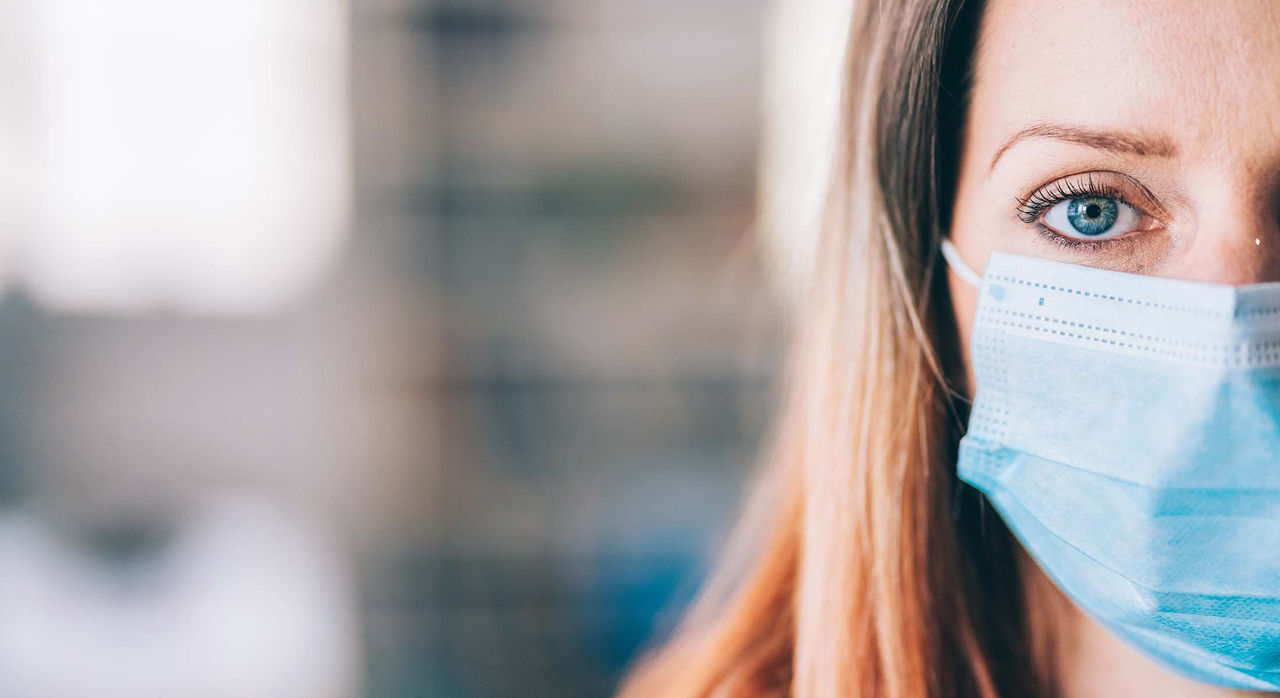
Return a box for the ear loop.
[938,239,980,412]
[940,238,982,288]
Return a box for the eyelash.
[1015,173,1128,224]
[1014,173,1143,251]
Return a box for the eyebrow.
[988,123,1178,172]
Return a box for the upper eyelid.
[1016,170,1165,220]
[1020,173,1122,206]
[1021,170,1150,201]
[1015,176,1125,224]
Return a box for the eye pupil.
[1066,196,1119,236]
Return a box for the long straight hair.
[618,0,1053,695]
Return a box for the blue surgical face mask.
[941,239,1280,692]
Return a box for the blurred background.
[0,0,850,695]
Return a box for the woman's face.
[948,0,1280,389]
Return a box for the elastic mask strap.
[940,239,982,288]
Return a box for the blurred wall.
[0,1,782,696]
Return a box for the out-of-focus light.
[0,3,25,290]
[0,494,360,698]
[18,0,350,316]
[759,0,850,303]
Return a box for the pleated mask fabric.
[942,239,1280,691]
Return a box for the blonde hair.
[618,0,1054,695]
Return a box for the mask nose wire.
[940,238,982,288]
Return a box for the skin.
[945,0,1280,695]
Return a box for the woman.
[619,0,1280,696]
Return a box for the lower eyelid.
[1032,224,1140,253]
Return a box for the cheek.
[948,273,979,395]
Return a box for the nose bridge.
[1178,195,1280,285]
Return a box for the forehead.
[970,0,1280,162]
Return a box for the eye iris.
[1065,196,1119,236]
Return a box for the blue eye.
[1043,196,1139,240]
[1067,197,1116,235]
